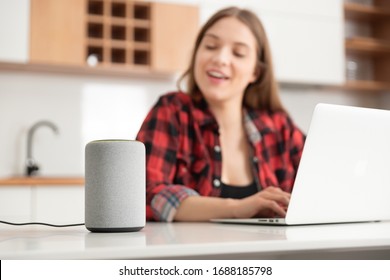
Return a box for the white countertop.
[1,221,390,259]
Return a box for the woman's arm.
[174,186,290,221]
[137,93,205,222]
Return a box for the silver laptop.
[211,103,390,226]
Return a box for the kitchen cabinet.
[0,187,32,222]
[151,2,199,72]
[0,178,85,224]
[344,0,390,91]
[34,186,84,224]
[29,0,199,73]
[30,0,85,66]
[260,11,344,85]
[0,186,84,225]
[238,0,341,18]
[0,0,30,63]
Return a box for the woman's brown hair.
[178,6,285,112]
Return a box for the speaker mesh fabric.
[85,140,145,232]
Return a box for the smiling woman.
[136,7,306,222]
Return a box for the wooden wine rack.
[86,0,151,68]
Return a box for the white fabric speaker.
[85,140,145,232]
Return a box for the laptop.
[211,103,390,226]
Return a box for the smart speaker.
[85,140,145,232]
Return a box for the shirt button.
[253,156,259,163]
[213,179,221,188]
[214,145,221,153]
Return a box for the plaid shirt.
[136,92,306,222]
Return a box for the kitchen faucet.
[26,120,59,176]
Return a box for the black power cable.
[0,220,84,227]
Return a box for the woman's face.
[194,17,258,107]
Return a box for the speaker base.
[86,226,144,233]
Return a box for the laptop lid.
[211,103,390,226]
[285,103,390,225]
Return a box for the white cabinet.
[254,0,344,85]
[259,11,344,85]
[247,0,341,17]
[0,187,32,222]
[34,187,84,224]
[0,186,84,225]
[0,0,30,63]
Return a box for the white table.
[1,221,390,259]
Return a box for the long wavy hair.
[177,7,285,112]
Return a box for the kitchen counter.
[0,177,84,186]
[1,221,390,259]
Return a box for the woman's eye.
[205,45,217,50]
[234,52,245,58]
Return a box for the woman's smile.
[206,69,230,84]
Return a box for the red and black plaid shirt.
[136,92,306,221]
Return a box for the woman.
[136,7,306,222]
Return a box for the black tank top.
[220,181,258,199]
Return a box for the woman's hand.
[232,187,291,218]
